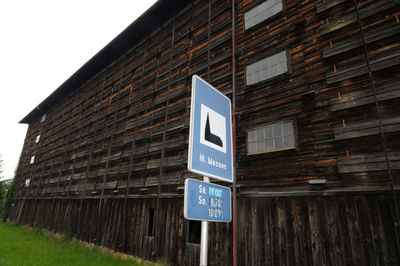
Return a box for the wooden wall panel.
[236,194,400,266]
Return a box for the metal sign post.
[200,176,210,266]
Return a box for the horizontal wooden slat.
[323,22,400,58]
[338,152,400,173]
[316,0,347,14]
[330,79,400,111]
[326,48,400,84]
[334,115,400,140]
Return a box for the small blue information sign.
[184,178,231,222]
[188,75,233,183]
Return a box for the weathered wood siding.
[235,0,400,193]
[237,194,400,265]
[10,0,400,265]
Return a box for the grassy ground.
[0,222,161,266]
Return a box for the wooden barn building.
[9,0,400,264]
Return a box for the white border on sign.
[188,75,234,183]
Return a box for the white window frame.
[30,155,35,164]
[245,0,284,30]
[246,50,289,86]
[35,134,41,143]
[247,120,297,155]
[25,178,31,187]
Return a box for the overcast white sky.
[0,0,157,181]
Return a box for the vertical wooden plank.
[367,195,388,264]
[285,199,295,266]
[156,198,165,258]
[345,197,364,265]
[264,198,272,266]
[301,198,312,266]
[277,198,288,266]
[110,199,120,249]
[317,199,327,266]
[244,198,252,266]
[336,197,353,265]
[251,200,259,265]
[291,198,304,265]
[308,198,322,266]
[255,199,266,266]
[378,194,400,264]
[132,199,140,255]
[324,197,344,266]
[176,199,184,266]
[129,199,139,254]
[237,198,246,266]
[169,199,178,264]
[116,199,124,251]
[136,199,143,256]
[100,199,107,246]
[163,199,172,258]
[355,196,379,265]
[271,199,279,265]
[139,199,147,257]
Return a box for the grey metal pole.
[200,176,210,266]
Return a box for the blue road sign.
[184,179,231,222]
[188,75,233,183]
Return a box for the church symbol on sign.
[200,104,226,153]
[205,114,223,147]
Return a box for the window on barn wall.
[187,220,201,244]
[245,0,283,30]
[146,208,155,236]
[246,50,288,85]
[30,155,35,164]
[247,120,296,154]
[40,114,46,123]
[25,178,30,187]
[35,135,41,143]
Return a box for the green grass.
[0,222,160,266]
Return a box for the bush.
[1,180,14,221]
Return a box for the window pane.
[275,137,283,149]
[248,142,256,154]
[256,128,264,140]
[256,141,264,153]
[284,135,295,147]
[270,64,278,77]
[246,73,253,85]
[254,71,261,84]
[248,130,256,142]
[283,122,293,136]
[265,126,273,138]
[266,139,274,151]
[273,124,282,137]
